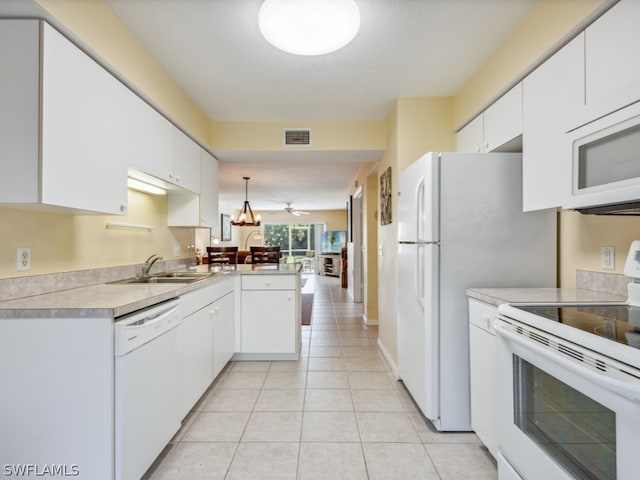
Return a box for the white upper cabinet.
[125,94,173,182]
[0,19,215,218]
[522,34,585,211]
[127,104,202,194]
[484,83,522,152]
[171,128,202,194]
[456,83,522,153]
[200,150,219,229]
[585,0,640,108]
[456,115,484,153]
[0,20,129,214]
[168,148,219,228]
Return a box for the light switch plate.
[173,245,180,257]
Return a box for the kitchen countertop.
[466,287,627,307]
[0,263,301,319]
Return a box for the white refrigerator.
[397,152,556,431]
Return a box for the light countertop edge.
[466,287,627,307]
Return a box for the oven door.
[495,318,640,480]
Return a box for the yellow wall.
[211,121,385,151]
[0,191,194,277]
[377,103,399,364]
[364,172,379,323]
[559,211,640,287]
[346,162,380,323]
[376,98,456,366]
[397,97,455,167]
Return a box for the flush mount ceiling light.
[258,0,360,56]
[231,177,262,226]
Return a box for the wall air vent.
[284,128,312,147]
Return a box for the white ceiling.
[2,0,538,212]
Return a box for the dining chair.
[207,246,238,267]
[249,246,281,267]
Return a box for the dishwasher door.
[115,299,182,480]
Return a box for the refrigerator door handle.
[416,243,425,310]
[416,177,426,241]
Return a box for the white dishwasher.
[114,298,182,480]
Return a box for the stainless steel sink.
[161,272,214,279]
[109,272,213,285]
[110,277,197,284]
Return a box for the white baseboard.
[376,338,399,379]
[362,313,378,325]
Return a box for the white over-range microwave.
[565,100,640,214]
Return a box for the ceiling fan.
[284,202,310,216]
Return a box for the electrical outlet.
[17,248,31,271]
[173,245,180,257]
[601,246,615,270]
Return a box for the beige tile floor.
[145,274,497,479]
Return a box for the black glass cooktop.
[515,304,640,349]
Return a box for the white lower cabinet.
[239,274,299,357]
[468,297,498,458]
[0,316,113,480]
[181,300,214,418]
[213,292,235,378]
[181,279,234,417]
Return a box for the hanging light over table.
[231,177,262,226]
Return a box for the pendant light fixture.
[258,0,360,56]
[231,177,262,226]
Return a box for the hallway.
[145,274,497,479]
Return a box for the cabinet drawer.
[242,274,296,290]
[181,277,233,316]
[468,298,498,335]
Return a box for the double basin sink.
[111,271,215,285]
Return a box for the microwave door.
[566,100,640,210]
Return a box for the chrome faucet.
[142,254,163,278]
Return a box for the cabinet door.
[0,20,40,204]
[200,150,219,229]
[468,299,498,458]
[585,0,640,107]
[241,290,296,353]
[125,94,172,182]
[40,23,128,214]
[212,292,235,379]
[456,115,484,153]
[483,83,522,152]
[522,34,584,211]
[171,127,202,193]
[182,307,214,417]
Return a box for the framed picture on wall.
[380,166,392,225]
[221,214,231,241]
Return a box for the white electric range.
[495,240,640,480]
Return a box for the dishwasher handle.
[115,299,182,356]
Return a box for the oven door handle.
[495,322,640,403]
